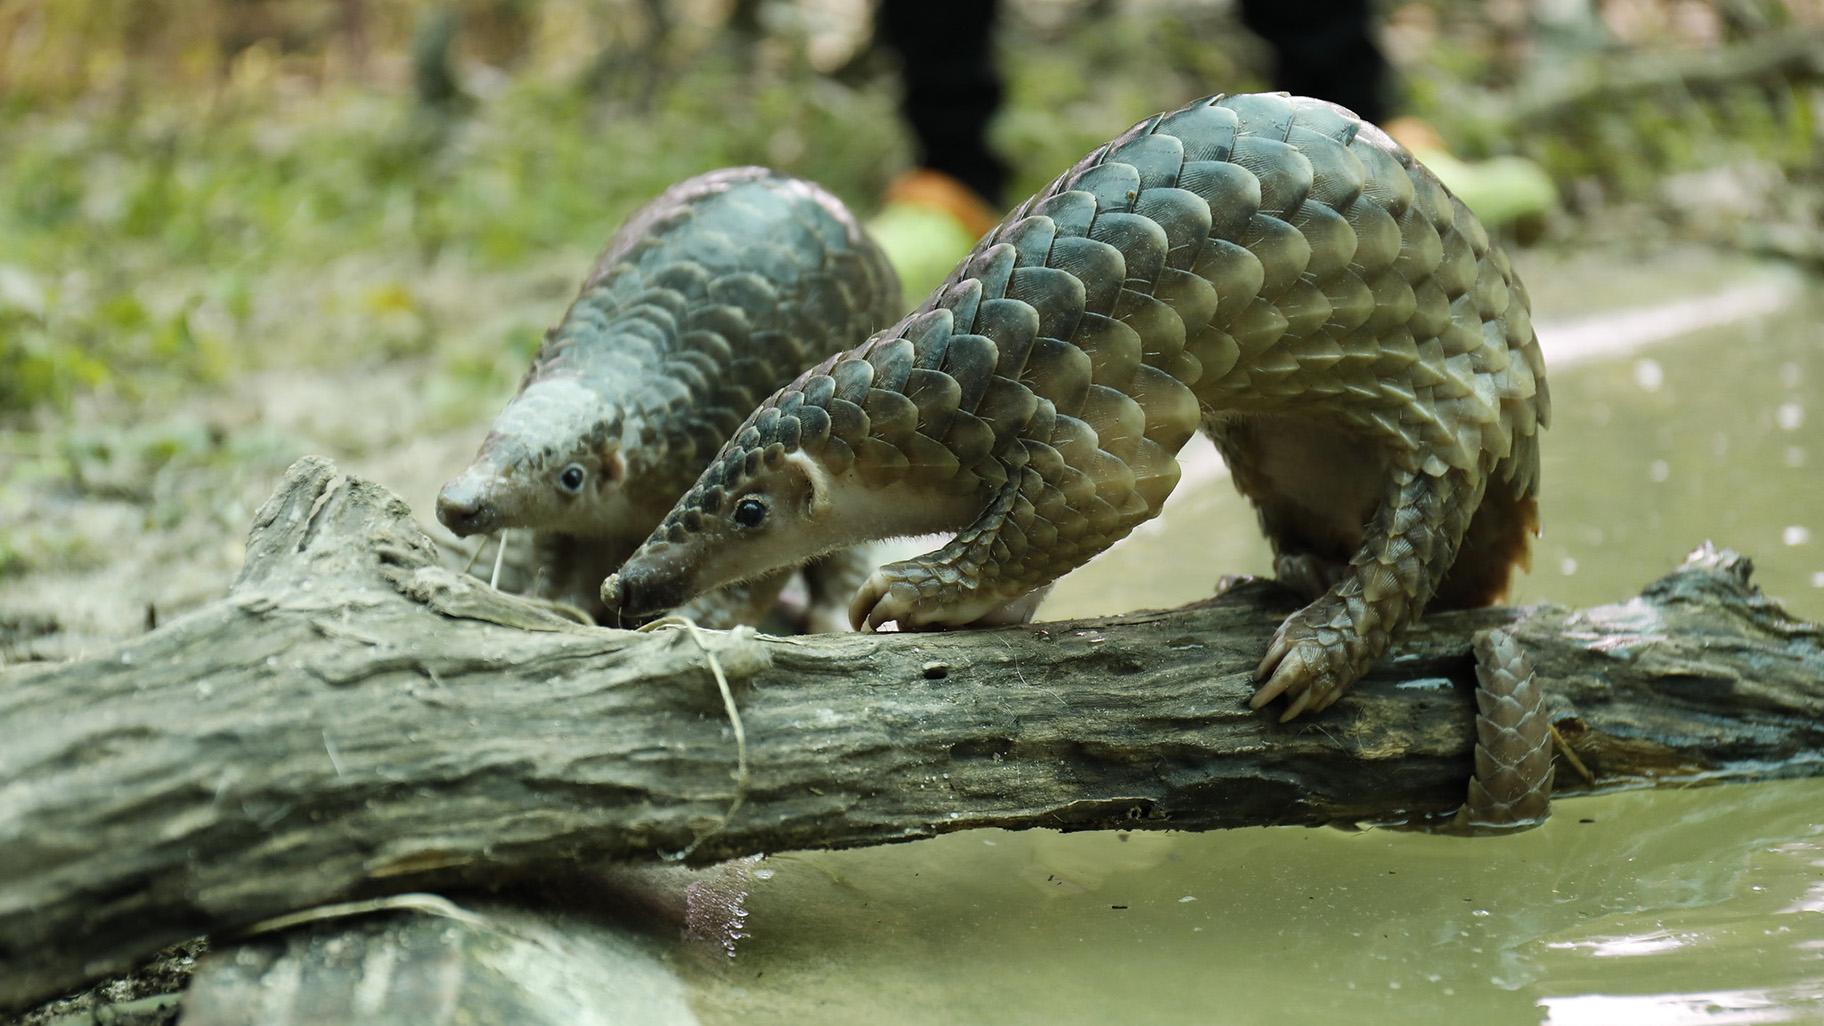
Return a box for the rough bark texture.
[2,456,1820,1012]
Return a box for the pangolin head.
[602,335,987,621]
[436,377,638,538]
[601,398,830,620]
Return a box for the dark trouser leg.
[1237,0,1391,125]
[876,0,1009,204]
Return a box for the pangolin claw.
[1252,615,1350,721]
[848,570,913,633]
[849,561,1009,632]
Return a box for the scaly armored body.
[437,167,900,624]
[600,94,1550,725]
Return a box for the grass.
[0,54,911,418]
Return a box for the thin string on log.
[640,616,752,862]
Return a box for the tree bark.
[2,456,1820,1012]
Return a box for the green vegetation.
[0,0,1286,418]
[0,58,905,414]
[3,0,1816,419]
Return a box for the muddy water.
[682,253,1824,1025]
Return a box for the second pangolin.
[436,167,899,625]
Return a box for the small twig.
[234,894,487,940]
[460,536,487,575]
[688,621,750,810]
[321,730,345,778]
[489,530,510,590]
[995,633,1030,687]
[1549,723,1597,786]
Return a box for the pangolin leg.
[849,390,1182,632]
[1203,418,1358,604]
[1253,465,1483,720]
[527,531,618,619]
[1446,627,1553,833]
[849,460,1047,631]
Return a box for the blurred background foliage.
[1,0,1821,419]
[0,0,1818,654]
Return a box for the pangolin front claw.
[848,560,1011,632]
[1251,611,1354,722]
[848,568,923,633]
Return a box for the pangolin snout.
[436,476,500,537]
[600,559,687,622]
[599,573,628,615]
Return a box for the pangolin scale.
[602,92,1550,722]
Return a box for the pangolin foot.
[849,563,921,631]
[847,561,1011,632]
[1250,608,1361,722]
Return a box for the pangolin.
[601,94,1550,776]
[436,167,900,625]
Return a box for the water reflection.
[1540,985,1824,1026]
[1547,931,1691,958]
[1512,290,1824,619]
[682,782,1824,1026]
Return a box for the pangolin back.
[645,94,1546,553]
[523,166,902,496]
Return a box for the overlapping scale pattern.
[532,167,901,496]
[1455,628,1554,831]
[661,98,1541,541]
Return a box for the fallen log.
[1,456,1820,1012]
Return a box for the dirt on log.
[2,456,1821,1012]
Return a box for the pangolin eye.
[558,463,587,494]
[732,496,768,529]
